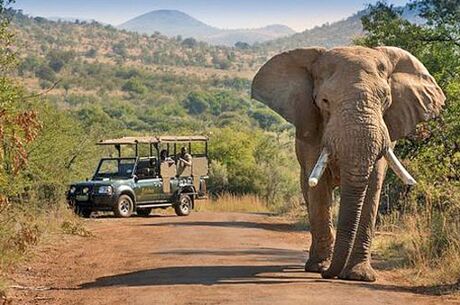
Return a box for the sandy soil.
[8,212,460,305]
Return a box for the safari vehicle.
[67,136,209,218]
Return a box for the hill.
[257,12,364,51]
[118,10,295,46]
[256,4,422,52]
[118,10,220,38]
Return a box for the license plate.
[76,195,89,201]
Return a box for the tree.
[356,1,459,85]
[46,49,75,72]
[249,108,284,130]
[122,78,147,95]
[85,48,97,58]
[35,64,56,81]
[181,37,197,48]
[183,91,210,115]
[235,41,250,49]
[112,42,128,58]
[0,0,41,200]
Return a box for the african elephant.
[251,46,445,282]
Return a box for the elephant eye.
[322,99,329,104]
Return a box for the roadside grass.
[374,208,460,287]
[0,199,90,296]
[196,194,270,213]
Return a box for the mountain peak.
[118,10,294,46]
[119,10,218,37]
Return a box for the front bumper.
[67,193,116,211]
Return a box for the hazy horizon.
[13,0,409,32]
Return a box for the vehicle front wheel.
[136,208,152,217]
[114,195,134,218]
[174,194,192,216]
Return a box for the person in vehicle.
[179,147,192,167]
[160,149,175,165]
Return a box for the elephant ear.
[251,48,325,138]
[377,46,446,141]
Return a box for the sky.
[12,0,409,32]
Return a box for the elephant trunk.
[322,103,387,278]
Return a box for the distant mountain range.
[118,10,296,46]
[258,4,423,51]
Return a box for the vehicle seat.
[136,159,156,178]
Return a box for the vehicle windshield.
[94,158,136,179]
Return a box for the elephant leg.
[339,157,387,282]
[302,167,334,273]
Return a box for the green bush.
[122,78,147,94]
[35,64,56,81]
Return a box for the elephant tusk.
[384,148,417,186]
[308,148,329,187]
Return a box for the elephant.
[251,46,445,282]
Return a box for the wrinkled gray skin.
[252,46,445,282]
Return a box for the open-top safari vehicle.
[67,136,209,218]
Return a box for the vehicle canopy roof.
[97,135,208,146]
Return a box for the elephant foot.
[339,261,377,282]
[320,266,340,279]
[304,259,330,273]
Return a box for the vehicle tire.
[174,194,192,216]
[114,195,134,218]
[75,206,92,218]
[136,208,152,217]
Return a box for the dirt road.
[10,212,459,305]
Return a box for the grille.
[75,185,93,195]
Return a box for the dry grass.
[0,200,88,295]
[374,208,460,287]
[196,194,270,213]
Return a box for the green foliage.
[208,128,298,207]
[112,41,128,58]
[0,0,42,199]
[46,49,75,72]
[85,48,97,58]
[122,78,147,94]
[181,37,198,48]
[356,1,459,85]
[183,91,210,114]
[249,108,284,130]
[208,160,229,194]
[35,64,56,81]
[25,104,102,197]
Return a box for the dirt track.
[9,212,459,305]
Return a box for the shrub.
[122,78,147,94]
[183,91,210,114]
[35,64,56,81]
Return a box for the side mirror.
[133,175,139,183]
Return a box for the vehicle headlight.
[98,186,113,195]
[69,186,76,194]
[82,187,90,194]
